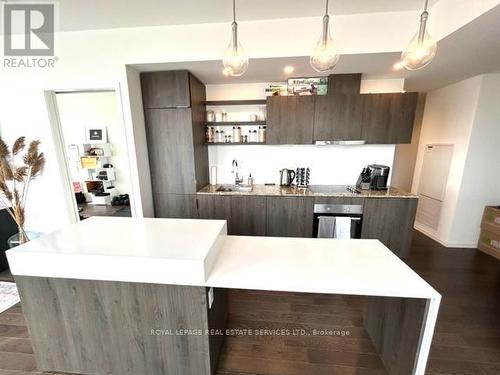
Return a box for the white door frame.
[44,85,137,222]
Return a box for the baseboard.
[414,224,477,249]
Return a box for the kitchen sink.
[216,184,253,193]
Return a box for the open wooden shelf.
[205,142,265,146]
[204,99,267,106]
[204,121,266,126]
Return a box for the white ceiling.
[132,4,500,92]
[51,0,439,32]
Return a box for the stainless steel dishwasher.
[313,204,363,238]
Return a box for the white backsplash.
[208,144,395,186]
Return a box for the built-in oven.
[313,204,363,239]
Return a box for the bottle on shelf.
[258,126,266,143]
[233,126,241,143]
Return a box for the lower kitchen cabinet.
[361,198,418,258]
[266,197,314,237]
[229,196,267,236]
[154,193,198,219]
[197,195,232,232]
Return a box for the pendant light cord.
[233,0,236,23]
[424,0,429,12]
[325,0,329,15]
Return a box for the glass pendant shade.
[222,21,248,77]
[401,11,437,70]
[310,14,340,72]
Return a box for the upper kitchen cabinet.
[141,71,191,108]
[313,94,364,141]
[361,92,418,144]
[266,96,315,144]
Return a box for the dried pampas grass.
[0,136,45,244]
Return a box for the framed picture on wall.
[86,126,107,143]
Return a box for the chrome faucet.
[232,159,243,185]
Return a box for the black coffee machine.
[356,164,390,190]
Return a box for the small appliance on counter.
[296,167,310,188]
[357,164,390,190]
[279,168,296,186]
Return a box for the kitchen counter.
[7,217,439,375]
[197,184,418,198]
[7,217,436,299]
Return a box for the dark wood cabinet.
[154,193,198,219]
[266,197,314,237]
[145,108,196,194]
[142,71,209,218]
[361,93,418,144]
[361,198,418,258]
[197,195,232,232]
[229,196,267,236]
[266,96,315,144]
[328,73,361,94]
[313,94,364,141]
[141,71,190,109]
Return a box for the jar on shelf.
[206,110,215,122]
[221,112,228,122]
[258,126,266,143]
[218,130,225,143]
[205,126,215,143]
[214,130,220,143]
[232,126,241,143]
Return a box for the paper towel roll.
[210,166,217,185]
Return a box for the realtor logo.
[3,3,54,56]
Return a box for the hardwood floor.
[0,231,499,375]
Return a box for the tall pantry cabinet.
[141,70,208,218]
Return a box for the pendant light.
[310,0,340,72]
[222,0,248,77]
[400,0,437,70]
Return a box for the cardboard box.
[477,228,500,260]
[480,206,500,235]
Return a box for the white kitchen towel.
[318,216,336,238]
[0,282,20,314]
[334,217,352,239]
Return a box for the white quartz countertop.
[207,236,439,299]
[7,218,439,299]
[6,217,228,286]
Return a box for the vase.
[7,231,41,248]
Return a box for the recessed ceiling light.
[393,61,405,71]
[222,68,230,77]
[283,65,295,75]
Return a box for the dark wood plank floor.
[0,230,499,375]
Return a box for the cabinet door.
[361,93,417,144]
[361,198,418,258]
[230,196,267,236]
[197,195,232,232]
[314,94,364,141]
[145,108,196,194]
[266,197,314,237]
[141,71,190,109]
[266,96,314,145]
[154,193,198,219]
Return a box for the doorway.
[46,89,134,221]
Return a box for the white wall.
[412,74,500,247]
[210,144,395,185]
[448,74,500,246]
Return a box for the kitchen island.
[7,217,440,375]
